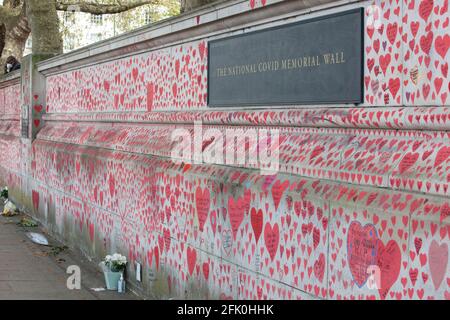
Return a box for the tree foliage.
[1,0,215,73]
[59,0,180,52]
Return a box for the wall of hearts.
[0,77,23,198]
[0,0,449,299]
[45,0,450,111]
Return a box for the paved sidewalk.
[0,213,138,300]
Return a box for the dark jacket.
[4,61,21,74]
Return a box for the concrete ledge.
[0,71,21,89]
[41,106,450,131]
[36,122,449,197]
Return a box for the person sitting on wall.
[4,56,21,74]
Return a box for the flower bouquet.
[100,253,127,290]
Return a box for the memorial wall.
[0,0,449,299]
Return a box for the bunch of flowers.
[104,253,127,272]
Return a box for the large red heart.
[31,190,39,211]
[195,187,210,232]
[146,82,154,111]
[163,228,171,252]
[198,42,207,60]
[154,246,160,271]
[429,240,449,290]
[108,174,115,197]
[314,253,325,282]
[264,222,280,261]
[271,180,289,211]
[434,146,450,168]
[377,239,401,299]
[187,247,197,276]
[347,221,378,287]
[419,0,434,22]
[419,31,434,55]
[202,262,209,281]
[348,221,401,296]
[398,152,419,174]
[250,207,263,244]
[389,78,401,98]
[228,195,246,239]
[34,105,43,113]
[132,67,139,82]
[379,54,391,75]
[435,35,450,59]
[386,23,398,45]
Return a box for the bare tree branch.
[0,0,25,29]
[8,13,30,42]
[0,5,22,26]
[55,0,161,14]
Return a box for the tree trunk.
[0,25,5,58]
[1,13,30,59]
[180,0,218,13]
[0,32,27,68]
[27,0,63,56]
[0,0,27,73]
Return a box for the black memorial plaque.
[208,9,364,107]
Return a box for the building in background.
[60,2,179,53]
[19,1,179,54]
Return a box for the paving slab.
[0,213,139,300]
